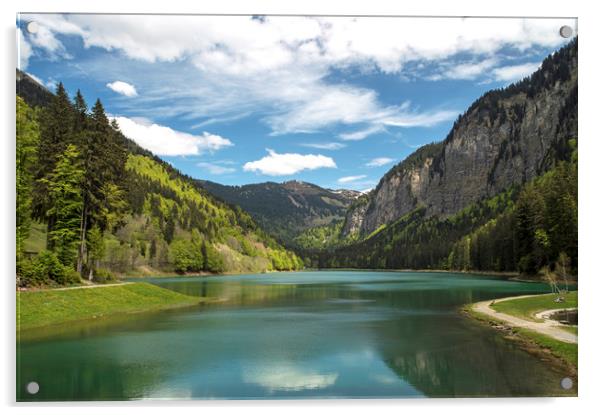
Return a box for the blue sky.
[17,14,576,191]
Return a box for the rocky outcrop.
[343,40,578,237]
[341,195,369,236]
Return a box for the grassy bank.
[491,291,577,321]
[464,293,578,371]
[17,282,203,331]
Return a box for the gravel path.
[472,294,577,344]
[42,282,133,291]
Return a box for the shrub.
[17,257,45,287]
[60,267,82,285]
[204,242,225,273]
[17,251,81,287]
[36,251,69,284]
[92,267,116,284]
[240,238,258,257]
[169,239,204,273]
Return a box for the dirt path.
[471,294,577,344]
[35,282,134,291]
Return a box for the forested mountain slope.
[16,69,53,108]
[199,179,360,246]
[342,39,578,238]
[307,149,576,275]
[303,40,578,276]
[16,79,301,286]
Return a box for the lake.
[17,271,574,400]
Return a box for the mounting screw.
[26,381,39,395]
[560,377,573,390]
[559,25,573,38]
[25,21,39,34]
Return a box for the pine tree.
[76,98,128,275]
[73,89,88,133]
[33,82,76,248]
[42,144,84,266]
[149,239,157,259]
[16,97,39,259]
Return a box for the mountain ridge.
[198,179,361,246]
[342,39,578,238]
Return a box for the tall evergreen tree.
[73,90,91,274]
[16,97,40,259]
[76,99,128,275]
[42,144,84,266]
[33,82,76,248]
[73,89,88,133]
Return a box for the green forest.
[16,40,577,287]
[16,87,302,287]
[16,84,578,286]
[299,141,577,278]
[292,41,578,280]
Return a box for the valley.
[15,15,579,402]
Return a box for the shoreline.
[125,267,522,280]
[17,282,212,332]
[471,295,577,343]
[43,266,576,283]
[462,294,577,376]
[316,268,520,278]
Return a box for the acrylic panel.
[16,14,578,401]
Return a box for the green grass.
[491,291,577,322]
[515,327,578,368]
[17,282,202,331]
[466,298,578,371]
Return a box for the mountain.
[16,76,302,285]
[16,69,53,108]
[302,40,578,276]
[342,39,577,239]
[198,179,361,246]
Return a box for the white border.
[2,1,601,414]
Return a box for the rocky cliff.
[342,40,578,237]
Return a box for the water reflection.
[242,363,338,392]
[18,271,574,400]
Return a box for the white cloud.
[243,149,336,176]
[492,62,541,82]
[301,142,346,150]
[114,116,233,156]
[196,161,236,175]
[17,28,32,69]
[27,15,574,71]
[338,175,367,184]
[366,157,395,167]
[443,58,499,80]
[190,112,252,129]
[381,108,460,128]
[29,24,65,53]
[339,125,386,141]
[24,15,575,135]
[106,81,138,97]
[45,79,58,90]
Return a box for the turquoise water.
[17,271,574,400]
